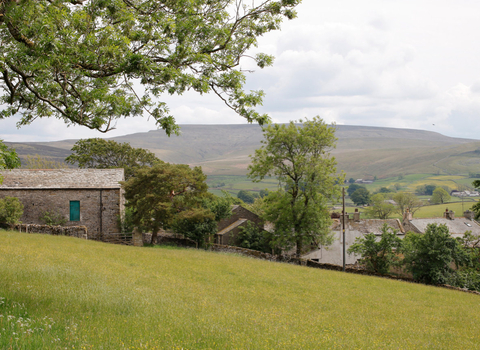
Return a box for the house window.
[70,201,80,221]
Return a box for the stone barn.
[0,169,124,238]
[215,205,263,246]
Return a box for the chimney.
[444,208,455,220]
[464,210,474,221]
[403,208,413,222]
[353,208,360,222]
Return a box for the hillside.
[7,124,480,178]
[1,230,479,349]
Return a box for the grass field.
[208,173,480,198]
[208,174,480,219]
[1,231,480,349]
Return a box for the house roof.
[217,219,248,236]
[408,217,480,236]
[343,219,405,235]
[0,169,124,189]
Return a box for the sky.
[2,0,480,142]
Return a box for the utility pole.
[342,187,346,272]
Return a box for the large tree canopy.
[122,162,210,244]
[0,0,300,134]
[248,117,342,256]
[0,140,20,184]
[65,138,161,179]
[0,139,20,170]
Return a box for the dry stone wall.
[14,223,87,239]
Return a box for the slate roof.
[0,169,124,189]
[217,219,248,236]
[408,217,480,236]
[343,218,405,235]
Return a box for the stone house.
[215,205,263,246]
[402,209,480,238]
[303,209,480,266]
[302,212,405,265]
[0,169,124,239]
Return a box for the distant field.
[209,173,479,204]
[415,200,479,218]
[1,231,480,349]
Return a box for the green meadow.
[1,230,480,349]
[210,174,480,219]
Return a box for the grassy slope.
[1,231,480,349]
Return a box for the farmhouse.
[0,169,124,239]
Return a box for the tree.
[472,180,480,219]
[0,196,24,228]
[347,224,402,274]
[0,140,21,185]
[237,190,257,204]
[236,221,272,253]
[24,155,67,169]
[0,0,300,135]
[347,183,363,197]
[415,184,436,196]
[377,187,394,194]
[65,138,162,180]
[259,189,269,198]
[122,163,209,244]
[0,140,20,170]
[365,193,394,219]
[392,192,422,217]
[400,224,469,285]
[350,188,370,206]
[431,187,451,204]
[348,178,355,184]
[248,117,341,257]
[171,195,231,247]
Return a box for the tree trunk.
[151,229,158,245]
[296,237,302,257]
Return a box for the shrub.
[237,221,272,253]
[401,224,470,285]
[347,224,402,274]
[39,210,68,226]
[0,197,24,228]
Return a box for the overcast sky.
[2,0,480,142]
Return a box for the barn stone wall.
[217,205,263,232]
[0,188,122,237]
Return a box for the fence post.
[133,227,143,247]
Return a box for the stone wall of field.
[14,223,88,239]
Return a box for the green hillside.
[6,124,480,178]
[1,230,479,349]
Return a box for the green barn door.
[70,201,80,221]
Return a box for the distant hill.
[7,124,480,178]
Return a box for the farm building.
[215,205,263,246]
[0,169,124,238]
